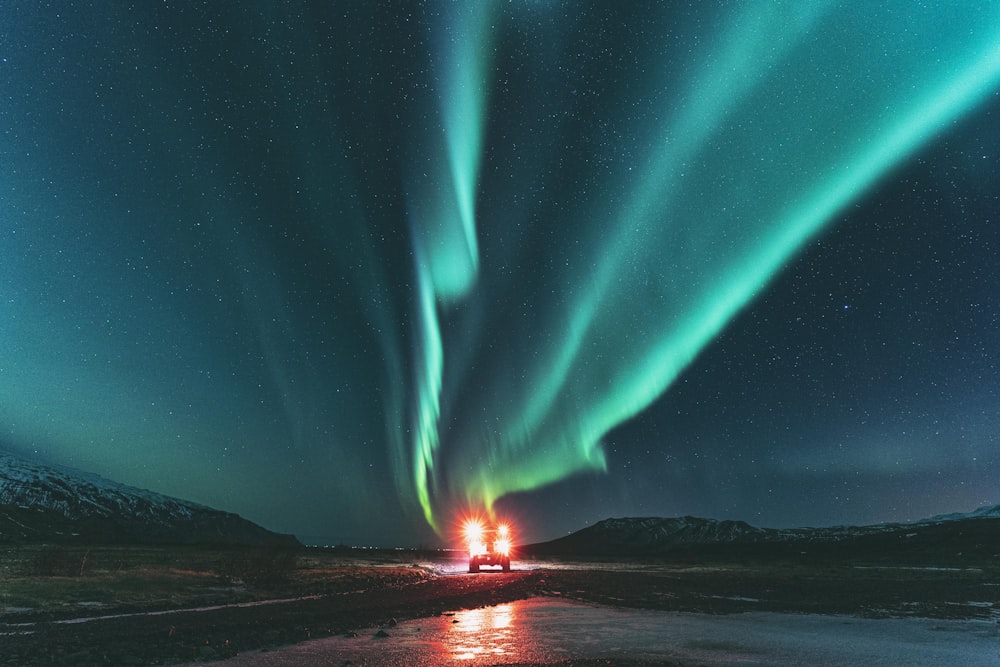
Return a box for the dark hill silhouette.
[0,450,299,547]
[522,508,1000,564]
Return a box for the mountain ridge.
[0,449,299,547]
[524,505,1000,562]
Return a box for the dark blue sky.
[2,2,998,546]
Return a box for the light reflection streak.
[446,604,515,661]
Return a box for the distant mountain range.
[0,450,299,547]
[524,506,1000,563]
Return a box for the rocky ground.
[2,554,996,666]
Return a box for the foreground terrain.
[1,545,997,665]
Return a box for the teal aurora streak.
[407,2,1000,528]
[1,2,998,543]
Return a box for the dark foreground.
[1,545,997,666]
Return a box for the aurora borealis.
[2,2,999,546]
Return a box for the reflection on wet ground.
[449,603,516,661]
[207,596,1000,666]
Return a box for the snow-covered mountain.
[922,504,1000,523]
[526,505,1000,561]
[0,450,299,546]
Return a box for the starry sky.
[2,2,999,547]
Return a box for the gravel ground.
[2,562,996,666]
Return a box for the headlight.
[463,519,484,545]
[494,537,511,556]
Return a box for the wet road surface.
[197,596,1000,666]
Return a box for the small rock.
[197,646,218,660]
[374,629,390,638]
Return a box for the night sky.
[2,2,998,547]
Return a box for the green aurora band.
[407,1,501,525]
[405,3,1000,529]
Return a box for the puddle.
[197,597,1000,666]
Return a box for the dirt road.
[2,562,995,666]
